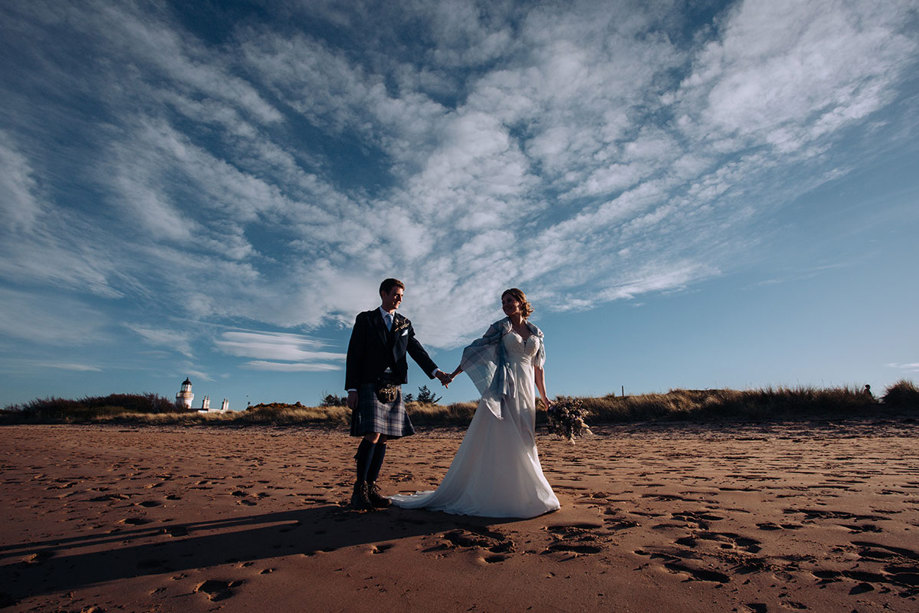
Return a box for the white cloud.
[888,362,919,373]
[675,0,917,152]
[37,362,103,372]
[98,2,282,125]
[0,132,43,231]
[0,289,107,345]
[214,331,345,369]
[182,368,214,383]
[244,360,342,372]
[241,30,447,163]
[127,325,194,358]
[0,181,130,299]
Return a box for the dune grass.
[575,386,886,423]
[2,381,916,427]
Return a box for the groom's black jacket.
[345,309,438,391]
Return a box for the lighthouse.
[175,377,194,409]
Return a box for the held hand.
[347,390,359,410]
[435,371,452,388]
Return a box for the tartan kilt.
[350,383,415,438]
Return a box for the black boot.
[350,481,372,511]
[365,442,390,508]
[350,439,376,511]
[366,482,391,508]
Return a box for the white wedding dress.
[390,331,560,518]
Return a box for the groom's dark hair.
[380,278,405,295]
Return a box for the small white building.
[176,378,194,409]
[198,398,229,413]
[177,378,230,413]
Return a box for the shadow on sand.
[0,505,517,602]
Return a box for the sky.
[1,0,918,411]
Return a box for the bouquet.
[546,396,592,442]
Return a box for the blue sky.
[2,0,918,410]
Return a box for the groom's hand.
[435,371,451,387]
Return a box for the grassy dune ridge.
[3,381,917,426]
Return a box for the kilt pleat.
[350,383,414,438]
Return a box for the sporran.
[375,383,399,403]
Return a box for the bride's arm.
[534,365,550,410]
[450,320,500,382]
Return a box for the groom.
[345,278,450,510]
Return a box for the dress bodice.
[503,331,541,364]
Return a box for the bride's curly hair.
[502,288,533,318]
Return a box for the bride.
[390,288,560,518]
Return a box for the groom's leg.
[366,440,386,482]
[366,435,391,508]
[355,438,375,482]
[351,436,377,510]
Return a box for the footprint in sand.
[644,548,730,583]
[664,560,730,583]
[369,543,394,555]
[163,525,189,537]
[756,521,804,531]
[849,541,919,592]
[841,523,882,534]
[438,527,515,556]
[603,511,640,531]
[25,550,55,564]
[89,493,131,502]
[231,490,258,505]
[543,524,606,555]
[642,493,695,502]
[691,531,762,553]
[852,541,919,561]
[813,563,919,594]
[784,508,883,523]
[195,579,244,602]
[670,510,724,529]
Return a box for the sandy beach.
[2,421,918,612]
